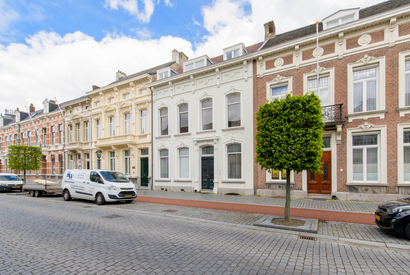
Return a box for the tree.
[8,145,43,183]
[255,93,325,223]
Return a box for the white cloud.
[104,0,155,23]
[0,0,19,34]
[0,30,195,112]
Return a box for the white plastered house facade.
[148,43,255,195]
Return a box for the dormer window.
[223,43,247,61]
[323,8,359,30]
[157,67,177,80]
[183,55,212,72]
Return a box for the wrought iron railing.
[322,104,343,123]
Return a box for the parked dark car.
[0,173,23,192]
[375,197,410,239]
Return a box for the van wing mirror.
[95,176,103,184]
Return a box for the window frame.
[124,113,131,135]
[124,150,131,176]
[200,98,213,131]
[159,107,169,136]
[84,121,89,141]
[226,143,242,180]
[183,55,212,72]
[266,76,292,101]
[76,123,80,142]
[226,92,241,128]
[159,149,169,179]
[109,151,115,171]
[109,116,115,137]
[178,103,189,134]
[398,51,410,117]
[303,68,334,107]
[96,119,101,139]
[178,147,189,179]
[141,110,148,134]
[223,43,247,61]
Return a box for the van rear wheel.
[63,190,72,201]
[95,193,105,205]
[29,190,35,197]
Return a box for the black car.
[375,197,410,239]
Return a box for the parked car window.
[0,175,19,181]
[99,171,129,182]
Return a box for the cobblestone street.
[1,194,410,274]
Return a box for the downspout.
[150,87,154,191]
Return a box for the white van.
[61,170,137,205]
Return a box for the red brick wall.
[346,30,385,50]
[302,43,335,61]
[253,41,410,194]
[266,54,293,70]
[399,22,410,37]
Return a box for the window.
[59,154,63,174]
[179,104,188,133]
[20,132,24,145]
[271,85,288,100]
[109,117,115,136]
[323,9,359,30]
[124,113,131,134]
[405,60,410,106]
[85,153,90,169]
[36,130,39,144]
[68,125,73,142]
[69,155,73,169]
[158,71,168,80]
[140,89,147,95]
[201,99,213,130]
[5,137,7,149]
[110,151,115,171]
[108,98,114,104]
[160,149,169,178]
[404,131,410,181]
[352,134,379,182]
[27,131,31,146]
[51,156,55,175]
[227,93,241,127]
[77,154,81,169]
[308,75,329,106]
[95,101,100,107]
[14,134,17,145]
[58,124,63,144]
[323,136,331,148]
[184,56,212,72]
[51,126,55,145]
[160,108,168,136]
[42,128,47,144]
[84,122,89,141]
[227,144,241,179]
[271,170,287,181]
[179,148,189,179]
[96,119,101,138]
[141,148,149,155]
[125,150,130,176]
[226,49,239,60]
[123,93,130,100]
[353,67,378,113]
[223,43,246,61]
[141,110,148,134]
[76,123,80,141]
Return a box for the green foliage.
[255,93,325,174]
[8,145,42,173]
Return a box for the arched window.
[160,149,169,178]
[227,93,241,127]
[160,108,168,136]
[178,104,188,133]
[227,144,241,179]
[201,99,212,130]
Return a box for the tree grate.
[299,235,317,241]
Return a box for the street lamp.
[96,149,102,169]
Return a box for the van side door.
[89,171,102,197]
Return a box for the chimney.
[92,85,100,90]
[172,49,188,70]
[116,70,126,80]
[264,20,275,41]
[29,103,35,113]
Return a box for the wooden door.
[140,157,149,187]
[201,157,214,189]
[307,151,331,194]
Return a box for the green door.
[201,156,214,190]
[140,157,149,187]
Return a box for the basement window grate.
[299,235,317,241]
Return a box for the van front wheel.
[96,193,105,205]
[63,190,72,201]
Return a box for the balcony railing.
[322,104,343,123]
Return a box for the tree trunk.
[284,169,291,223]
[24,170,26,184]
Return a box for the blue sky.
[0,0,379,113]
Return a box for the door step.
[307,194,331,200]
[200,189,213,194]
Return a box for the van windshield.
[99,171,129,182]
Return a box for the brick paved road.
[1,194,410,274]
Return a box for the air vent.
[299,235,317,241]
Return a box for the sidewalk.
[132,190,410,248]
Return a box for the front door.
[201,157,214,189]
[140,157,149,187]
[307,151,331,194]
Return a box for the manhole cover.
[162,209,179,213]
[102,214,124,219]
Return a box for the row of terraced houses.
[1,0,410,201]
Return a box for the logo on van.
[67,171,73,180]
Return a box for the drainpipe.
[150,87,154,191]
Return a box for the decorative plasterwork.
[356,122,375,131]
[358,34,372,46]
[336,125,342,144]
[216,68,220,88]
[355,54,376,65]
[274,58,284,68]
[190,75,195,94]
[389,17,397,47]
[312,47,324,58]
[310,66,327,74]
[271,75,286,83]
[243,60,248,82]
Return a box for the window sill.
[174,179,192,182]
[265,181,294,185]
[346,182,388,186]
[396,183,410,187]
[222,126,244,132]
[196,130,216,134]
[156,135,170,139]
[155,179,171,182]
[397,107,410,117]
[346,109,387,122]
[221,180,245,184]
[174,133,191,137]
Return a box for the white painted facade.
[149,58,254,195]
